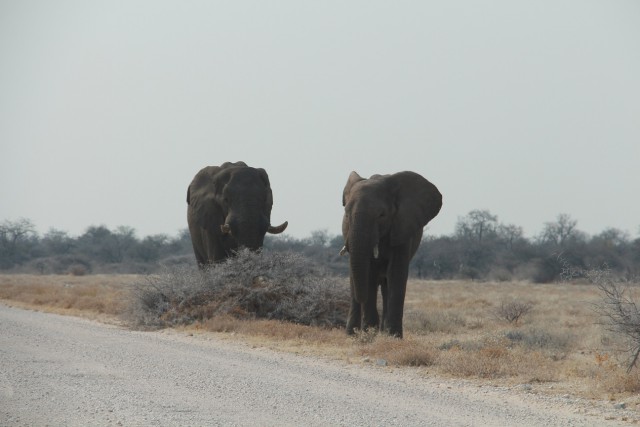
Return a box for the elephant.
[341,170,442,338]
[186,161,288,267]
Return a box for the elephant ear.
[255,168,274,209]
[343,171,365,206]
[390,171,442,246]
[187,166,225,230]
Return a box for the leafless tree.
[590,266,640,372]
[539,213,580,247]
[494,299,533,325]
[0,218,37,268]
[455,209,498,243]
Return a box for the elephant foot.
[346,319,360,335]
[383,325,403,339]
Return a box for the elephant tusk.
[267,221,288,234]
[373,244,379,259]
[339,246,348,256]
[220,224,231,235]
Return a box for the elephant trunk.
[348,216,377,304]
[221,214,265,251]
[350,254,370,304]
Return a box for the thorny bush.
[559,255,640,372]
[128,249,350,329]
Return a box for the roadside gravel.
[0,304,634,426]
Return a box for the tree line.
[1,211,639,282]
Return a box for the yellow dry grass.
[2,274,640,409]
[0,274,137,322]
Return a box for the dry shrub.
[588,352,640,394]
[504,327,574,353]
[439,346,506,378]
[437,335,556,380]
[68,264,88,276]
[352,328,379,344]
[201,316,323,340]
[128,249,350,329]
[357,335,436,367]
[592,269,640,372]
[404,309,467,334]
[487,267,513,282]
[199,314,243,333]
[603,370,640,394]
[493,299,533,325]
[437,336,508,378]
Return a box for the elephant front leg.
[346,297,361,335]
[384,248,411,338]
[203,230,230,263]
[361,270,380,332]
[347,298,378,335]
[362,299,379,332]
[385,284,406,338]
[347,275,380,335]
[380,277,388,332]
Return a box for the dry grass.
[3,274,640,410]
[0,274,137,321]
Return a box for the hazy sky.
[1,1,639,240]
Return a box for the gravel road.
[0,304,633,426]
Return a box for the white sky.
[1,1,639,240]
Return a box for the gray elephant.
[186,161,288,267]
[341,170,442,338]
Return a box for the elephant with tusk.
[186,161,288,267]
[341,170,442,338]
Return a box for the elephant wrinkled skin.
[341,170,442,338]
[186,161,288,267]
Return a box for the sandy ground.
[0,304,635,426]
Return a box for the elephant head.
[341,170,442,337]
[187,161,288,266]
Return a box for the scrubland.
[2,258,640,411]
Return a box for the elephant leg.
[362,300,379,332]
[380,276,388,332]
[347,297,378,334]
[384,247,411,338]
[361,266,380,331]
[191,240,208,269]
[188,225,207,268]
[346,296,361,335]
[202,231,228,263]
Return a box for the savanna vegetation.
[1,210,639,282]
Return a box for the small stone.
[376,359,387,366]
[614,402,627,410]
